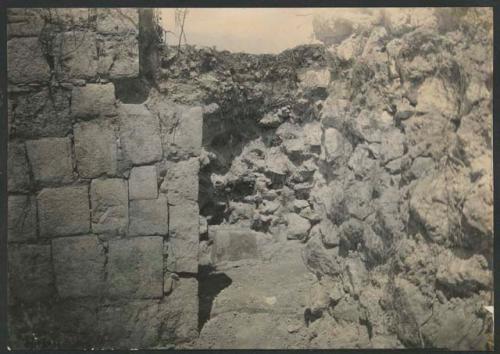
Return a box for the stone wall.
[7,8,201,349]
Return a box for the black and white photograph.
[3,5,495,350]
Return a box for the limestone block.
[129,165,158,200]
[118,104,162,165]
[37,185,90,237]
[8,195,37,243]
[8,244,53,303]
[166,201,199,273]
[52,235,106,298]
[129,195,168,236]
[7,9,45,38]
[12,88,71,138]
[7,37,50,84]
[90,178,128,235]
[71,83,116,119]
[74,119,118,178]
[98,34,139,79]
[55,31,98,80]
[163,106,203,158]
[97,9,139,35]
[161,278,199,343]
[107,236,163,298]
[8,141,31,192]
[416,77,457,117]
[208,225,260,265]
[160,158,199,204]
[26,137,74,185]
[285,213,311,240]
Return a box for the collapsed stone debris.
[6,7,493,350]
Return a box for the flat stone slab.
[26,137,74,185]
[129,194,168,236]
[8,244,53,303]
[74,119,118,178]
[129,165,158,200]
[90,178,128,235]
[52,235,106,298]
[8,195,37,242]
[37,185,90,237]
[118,104,162,165]
[71,83,116,119]
[209,225,260,264]
[107,236,163,299]
[98,33,139,79]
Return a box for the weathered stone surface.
[303,233,344,277]
[321,97,350,130]
[129,165,158,200]
[7,37,50,84]
[55,31,98,80]
[74,119,118,178]
[436,251,491,297]
[160,158,199,204]
[129,195,168,236]
[322,127,352,163]
[26,137,73,185]
[8,195,37,243]
[118,104,162,165]
[98,34,139,79]
[161,278,199,343]
[298,68,331,90]
[97,9,138,34]
[167,202,200,273]
[38,185,90,237]
[8,141,31,192]
[348,145,377,179]
[416,77,457,117]
[163,106,203,158]
[90,178,128,235]
[285,213,311,240]
[107,236,163,298]
[11,88,71,138]
[208,225,259,265]
[7,9,45,38]
[9,244,53,303]
[71,84,116,119]
[52,235,106,298]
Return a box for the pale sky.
[160,8,357,54]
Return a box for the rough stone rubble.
[7,8,493,350]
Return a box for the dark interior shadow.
[197,265,233,332]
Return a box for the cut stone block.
[90,178,128,235]
[8,141,31,192]
[161,278,199,343]
[8,244,53,303]
[55,31,98,80]
[38,185,90,237]
[7,37,51,84]
[118,104,162,165]
[107,236,163,298]
[208,225,260,264]
[26,137,74,185]
[129,165,158,200]
[166,202,199,273]
[97,9,139,35]
[98,34,139,79]
[52,235,106,298]
[71,83,116,119]
[163,106,203,158]
[129,194,168,236]
[8,195,37,243]
[12,88,72,138]
[74,119,118,178]
[160,158,199,205]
